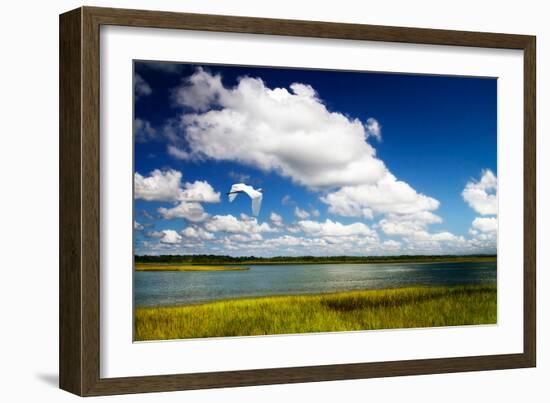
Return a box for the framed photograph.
[59,6,536,396]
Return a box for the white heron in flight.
[227,183,263,216]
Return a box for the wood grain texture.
[59,8,82,396]
[59,6,537,396]
[85,6,532,49]
[81,6,102,396]
[523,38,536,367]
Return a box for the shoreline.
[135,282,497,309]
[135,256,497,267]
[134,284,497,341]
[135,263,249,272]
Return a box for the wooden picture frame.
[59,6,536,396]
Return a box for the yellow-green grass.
[135,263,249,272]
[135,285,496,341]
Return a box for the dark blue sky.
[133,61,497,256]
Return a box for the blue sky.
[133,61,498,256]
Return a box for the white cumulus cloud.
[205,214,275,234]
[135,169,220,203]
[462,170,498,251]
[294,207,310,219]
[227,233,264,242]
[173,68,225,111]
[382,240,401,249]
[181,226,215,240]
[170,68,387,189]
[379,211,442,236]
[321,173,440,218]
[472,217,497,233]
[134,118,157,143]
[462,170,497,215]
[270,212,284,227]
[146,69,495,255]
[297,219,376,237]
[378,210,461,247]
[180,180,221,203]
[134,73,152,98]
[365,117,382,142]
[159,230,182,244]
[167,145,191,160]
[135,169,183,202]
[158,202,209,222]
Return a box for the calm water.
[134,261,496,307]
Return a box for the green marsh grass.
[135,285,496,341]
[135,264,249,272]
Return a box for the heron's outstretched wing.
[237,186,262,216]
[228,183,246,202]
[228,183,263,216]
[251,193,263,216]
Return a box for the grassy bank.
[135,264,249,272]
[135,285,497,341]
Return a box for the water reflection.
[134,261,497,307]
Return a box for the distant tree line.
[134,254,497,265]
